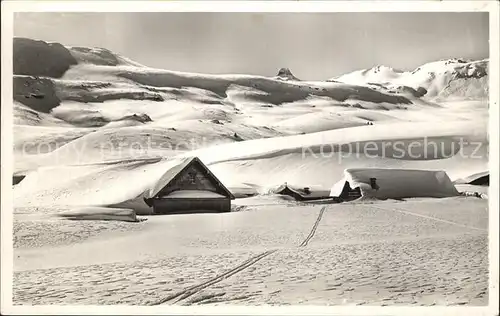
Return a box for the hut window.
[188,172,196,184]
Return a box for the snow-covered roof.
[330,168,459,199]
[145,157,193,198]
[273,183,330,199]
[144,156,235,200]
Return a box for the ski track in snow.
[150,250,279,305]
[369,204,487,233]
[13,200,488,306]
[150,206,326,305]
[299,206,326,247]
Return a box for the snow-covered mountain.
[331,58,489,100]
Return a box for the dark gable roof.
[274,183,330,200]
[145,156,235,200]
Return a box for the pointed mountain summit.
[275,68,301,81]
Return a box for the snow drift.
[13,119,487,214]
[57,207,139,222]
[14,158,179,215]
[330,168,459,200]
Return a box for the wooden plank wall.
[158,163,222,197]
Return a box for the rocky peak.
[275,68,300,81]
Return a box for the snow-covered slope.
[333,58,489,100]
[11,38,489,214]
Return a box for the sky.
[14,12,489,80]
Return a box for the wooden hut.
[333,181,362,202]
[273,183,331,201]
[144,157,235,214]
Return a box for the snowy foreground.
[14,197,488,306]
[11,38,490,306]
